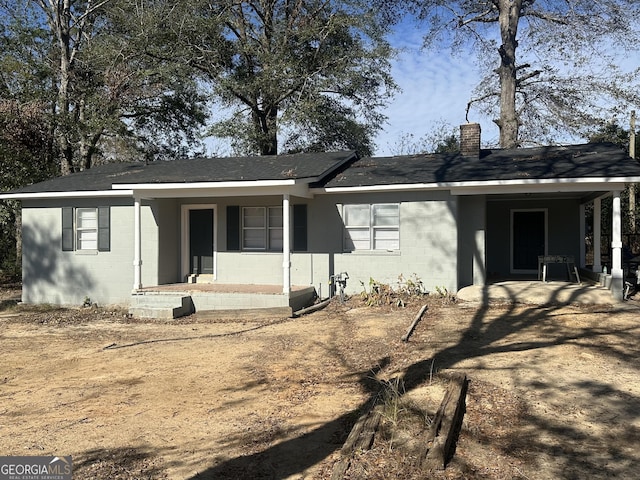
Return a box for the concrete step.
[129,293,194,319]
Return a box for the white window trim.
[242,206,283,252]
[342,203,400,252]
[76,208,98,251]
[63,206,109,254]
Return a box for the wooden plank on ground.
[422,373,468,471]
[401,304,428,342]
[331,403,382,480]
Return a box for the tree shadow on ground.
[400,283,640,478]
[187,358,390,480]
[189,283,640,479]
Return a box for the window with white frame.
[76,208,98,250]
[62,206,110,252]
[242,206,283,251]
[343,203,399,251]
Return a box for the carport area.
[480,189,631,302]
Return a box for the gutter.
[0,190,134,200]
[311,177,640,195]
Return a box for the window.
[343,203,399,251]
[242,206,283,251]
[62,207,110,252]
[227,205,307,252]
[76,208,98,250]
[268,207,283,250]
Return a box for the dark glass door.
[189,209,214,275]
[513,211,545,270]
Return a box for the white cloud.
[374,33,500,155]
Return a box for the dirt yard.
[1,283,639,479]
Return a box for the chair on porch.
[538,255,581,283]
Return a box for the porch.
[130,283,317,319]
[481,186,633,302]
[457,278,629,306]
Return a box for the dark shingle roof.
[9,143,640,195]
[14,151,357,193]
[319,143,640,188]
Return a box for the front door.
[512,210,546,272]
[189,208,214,275]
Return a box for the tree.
[0,3,58,275]
[0,100,57,276]
[588,119,639,153]
[0,0,208,175]
[93,1,209,163]
[0,0,209,277]
[387,122,459,155]
[145,0,396,156]
[391,0,640,148]
[588,116,640,236]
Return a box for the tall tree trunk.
[496,0,522,149]
[78,99,100,170]
[57,53,73,176]
[255,104,279,155]
[630,111,637,233]
[49,0,75,175]
[38,0,85,175]
[57,58,74,174]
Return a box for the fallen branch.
[401,304,428,342]
[293,298,331,317]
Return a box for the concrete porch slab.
[132,283,317,318]
[457,281,620,306]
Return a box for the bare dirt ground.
[1,282,639,479]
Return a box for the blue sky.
[205,21,498,158]
[373,26,495,156]
[203,13,637,158]
[373,26,638,156]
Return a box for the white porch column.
[593,197,602,272]
[133,196,142,291]
[611,191,624,300]
[579,203,586,268]
[282,194,291,294]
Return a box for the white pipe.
[611,191,624,300]
[612,191,623,271]
[282,194,291,294]
[133,197,142,291]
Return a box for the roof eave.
[0,190,134,200]
[112,179,302,190]
[312,177,640,195]
[116,179,315,199]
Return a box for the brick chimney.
[460,123,481,157]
